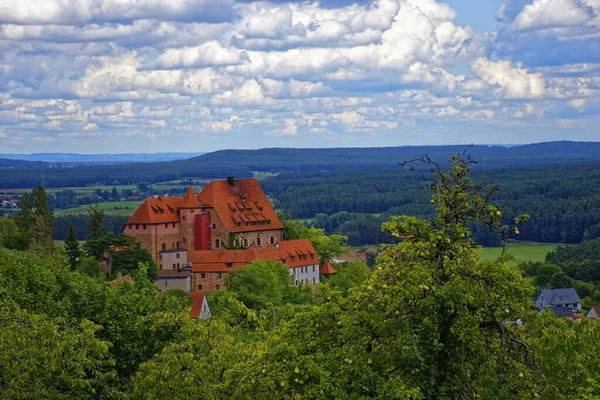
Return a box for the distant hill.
[0,152,205,165]
[0,158,48,169]
[1,141,599,189]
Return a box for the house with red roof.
[124,177,320,292]
[587,306,600,321]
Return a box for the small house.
[587,306,600,321]
[535,288,581,312]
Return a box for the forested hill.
[262,160,600,245]
[0,157,48,169]
[197,141,600,172]
[1,141,600,188]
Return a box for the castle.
[124,177,328,292]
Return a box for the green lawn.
[0,185,136,196]
[478,241,561,264]
[54,200,143,216]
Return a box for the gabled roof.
[197,178,283,233]
[320,261,337,275]
[126,196,182,225]
[191,239,318,273]
[537,288,581,306]
[189,292,208,318]
[587,306,600,319]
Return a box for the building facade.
[125,177,320,292]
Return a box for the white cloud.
[568,98,587,111]
[211,79,270,106]
[154,41,246,69]
[0,0,233,25]
[511,0,595,32]
[470,58,546,99]
[332,110,365,126]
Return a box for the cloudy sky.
[0,0,598,153]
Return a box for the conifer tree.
[64,225,81,270]
[14,186,54,254]
[87,204,107,240]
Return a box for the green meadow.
[54,200,143,216]
[478,241,560,264]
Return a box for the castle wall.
[191,272,227,292]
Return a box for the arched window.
[243,238,249,247]
[161,243,166,251]
[269,236,276,245]
[256,237,262,247]
[176,253,180,259]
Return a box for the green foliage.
[13,186,55,254]
[526,311,600,399]
[0,300,118,399]
[87,203,107,240]
[322,261,371,295]
[281,213,347,262]
[64,225,81,270]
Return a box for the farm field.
[0,185,137,196]
[54,200,143,216]
[478,241,560,264]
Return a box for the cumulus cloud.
[0,0,598,152]
[0,0,233,25]
[154,41,247,69]
[471,58,546,98]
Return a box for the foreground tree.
[14,186,54,254]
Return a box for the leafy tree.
[322,261,371,295]
[0,301,118,399]
[281,213,347,262]
[64,225,81,270]
[87,203,107,240]
[13,186,54,254]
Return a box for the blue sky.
[0,0,598,153]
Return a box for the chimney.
[227,176,235,186]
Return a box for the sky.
[0,0,599,153]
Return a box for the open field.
[478,241,561,264]
[54,200,143,216]
[0,185,137,196]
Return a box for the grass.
[0,185,137,196]
[54,201,143,216]
[478,241,561,264]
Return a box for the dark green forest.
[3,141,600,188]
[263,161,600,246]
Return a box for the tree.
[322,261,371,295]
[111,186,120,200]
[13,186,54,254]
[281,213,348,262]
[87,204,107,241]
[64,225,82,270]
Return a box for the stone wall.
[191,272,228,292]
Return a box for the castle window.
[172,263,176,269]
[128,224,132,229]
[136,224,139,230]
[217,273,222,278]
[207,241,211,248]
[183,238,186,243]
[201,273,206,278]
[243,239,249,247]
[172,223,175,228]
[226,262,232,268]
[291,256,295,262]
[176,253,180,259]
[176,242,180,248]
[216,285,220,290]
[165,224,168,228]
[282,259,286,264]
[177,263,180,268]
[269,236,275,245]
[212,223,216,229]
[312,266,315,272]
[256,237,262,247]
[182,216,185,221]
[162,243,166,251]
[143,225,146,230]
[198,284,203,290]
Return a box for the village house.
[124,177,321,292]
[586,306,600,321]
[535,288,582,313]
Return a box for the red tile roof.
[191,239,318,273]
[196,178,283,233]
[180,186,200,209]
[126,196,183,225]
[109,273,134,288]
[189,292,206,318]
[319,261,337,275]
